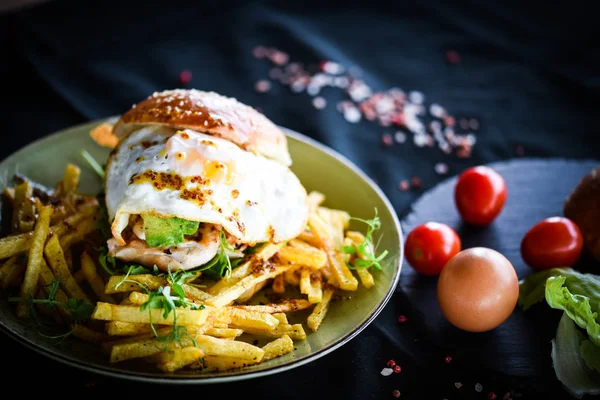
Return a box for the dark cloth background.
[1,1,599,399]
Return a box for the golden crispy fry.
[307,287,334,332]
[200,355,258,371]
[55,163,81,197]
[104,274,166,294]
[81,252,116,303]
[91,302,213,326]
[276,243,327,269]
[59,216,98,251]
[300,268,323,304]
[155,347,204,373]
[272,313,288,325]
[283,268,300,286]
[236,280,268,303]
[3,187,15,202]
[345,234,375,288]
[0,254,24,288]
[308,213,358,291]
[227,308,280,331]
[272,273,285,293]
[18,197,36,233]
[71,324,110,344]
[230,299,313,314]
[17,205,53,318]
[182,284,213,302]
[296,230,321,248]
[105,321,153,336]
[11,181,32,233]
[206,263,293,307]
[208,243,283,295]
[204,327,244,339]
[0,201,98,259]
[244,323,307,341]
[317,207,350,249]
[307,191,326,212]
[44,234,90,302]
[262,334,294,361]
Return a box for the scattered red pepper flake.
[387,359,396,368]
[392,389,401,398]
[381,133,393,147]
[255,80,272,93]
[516,145,525,157]
[446,49,461,64]
[411,176,422,189]
[488,393,497,400]
[397,315,408,323]
[444,355,452,364]
[398,180,410,192]
[179,70,192,85]
[393,365,402,373]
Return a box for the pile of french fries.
[0,163,378,374]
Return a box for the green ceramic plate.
[0,119,403,383]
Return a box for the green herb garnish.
[80,149,105,179]
[198,230,237,280]
[343,209,388,271]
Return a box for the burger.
[104,89,309,273]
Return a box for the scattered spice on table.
[444,355,452,364]
[179,70,192,85]
[252,46,478,160]
[397,314,408,323]
[475,382,483,392]
[392,389,401,398]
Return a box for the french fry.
[262,334,294,361]
[307,191,326,212]
[182,283,213,302]
[208,243,283,295]
[73,269,85,284]
[272,313,288,325]
[57,163,81,196]
[283,268,300,286]
[205,327,244,339]
[244,323,307,341]
[236,280,268,303]
[345,234,375,288]
[11,181,32,233]
[227,308,280,331]
[18,197,36,233]
[300,268,323,304]
[276,243,327,269]
[104,274,166,294]
[71,324,110,344]
[44,234,90,302]
[307,287,334,332]
[64,247,73,271]
[0,254,24,288]
[110,331,263,363]
[206,263,293,307]
[308,213,358,291]
[81,252,116,303]
[0,201,97,259]
[106,321,153,336]
[201,355,258,371]
[17,205,53,318]
[317,207,350,249]
[272,273,285,293]
[154,347,204,373]
[92,302,213,326]
[59,216,98,251]
[296,230,321,248]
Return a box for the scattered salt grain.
[321,61,345,75]
[429,103,445,118]
[255,80,272,93]
[469,118,480,130]
[392,390,401,398]
[269,68,284,80]
[459,118,470,130]
[394,131,406,144]
[344,107,362,123]
[252,46,268,59]
[381,133,393,147]
[312,97,327,110]
[306,85,320,96]
[454,382,463,389]
[408,91,424,104]
[381,368,394,376]
[475,383,483,393]
[398,181,410,192]
[435,162,449,175]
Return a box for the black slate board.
[399,158,600,396]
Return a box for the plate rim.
[0,119,403,384]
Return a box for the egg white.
[105,126,308,245]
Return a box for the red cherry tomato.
[454,166,507,226]
[404,222,462,276]
[521,217,583,270]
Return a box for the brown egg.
[437,247,519,332]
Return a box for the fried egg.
[105,126,309,247]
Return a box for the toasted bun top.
[112,89,292,166]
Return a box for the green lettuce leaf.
[552,312,600,398]
[545,275,600,347]
[141,215,199,248]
